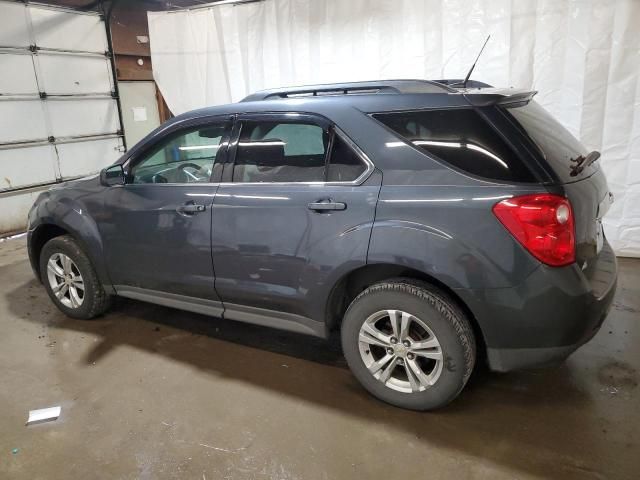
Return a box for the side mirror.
[100,164,125,186]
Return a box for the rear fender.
[367,185,544,290]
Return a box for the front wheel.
[39,235,111,319]
[341,279,476,410]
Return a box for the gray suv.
[27,80,617,410]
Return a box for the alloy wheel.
[46,253,85,309]
[358,309,443,393]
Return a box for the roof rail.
[241,79,455,102]
[432,79,493,89]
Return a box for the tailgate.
[562,168,614,268]
[500,99,614,267]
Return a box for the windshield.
[504,100,596,182]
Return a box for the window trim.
[322,126,337,181]
[223,112,374,186]
[121,116,233,186]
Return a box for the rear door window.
[233,121,327,183]
[503,100,594,182]
[232,120,369,184]
[327,136,367,182]
[373,108,535,182]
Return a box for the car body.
[27,79,617,409]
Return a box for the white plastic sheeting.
[148,0,640,257]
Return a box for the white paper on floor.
[26,406,61,425]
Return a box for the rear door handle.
[307,200,347,212]
[176,203,206,215]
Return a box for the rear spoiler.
[463,89,537,107]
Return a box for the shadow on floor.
[8,274,619,479]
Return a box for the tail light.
[492,194,575,267]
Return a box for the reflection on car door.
[98,118,231,310]
[211,113,381,336]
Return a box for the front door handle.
[307,200,347,212]
[176,203,206,215]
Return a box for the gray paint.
[101,183,220,301]
[27,81,618,372]
[211,172,382,327]
[116,285,224,318]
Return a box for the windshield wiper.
[570,151,600,176]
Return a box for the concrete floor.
[0,237,638,480]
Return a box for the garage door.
[0,0,124,235]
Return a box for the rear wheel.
[341,279,475,410]
[40,235,111,319]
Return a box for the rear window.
[503,101,593,182]
[373,108,535,182]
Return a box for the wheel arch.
[324,262,487,360]
[29,223,70,279]
[29,218,113,293]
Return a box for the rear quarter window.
[373,108,535,183]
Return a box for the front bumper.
[456,240,618,372]
[26,228,39,279]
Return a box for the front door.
[211,114,381,334]
[99,119,230,305]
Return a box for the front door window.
[130,125,227,184]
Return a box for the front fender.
[28,182,113,292]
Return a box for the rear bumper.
[456,239,618,372]
[485,279,615,371]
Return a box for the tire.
[341,278,476,411]
[39,235,111,319]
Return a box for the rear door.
[211,113,380,332]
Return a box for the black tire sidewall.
[341,283,472,410]
[39,236,100,319]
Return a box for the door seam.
[365,168,384,264]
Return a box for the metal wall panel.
[30,6,108,53]
[0,2,29,47]
[0,1,123,235]
[47,99,119,138]
[0,53,38,94]
[37,53,113,94]
[118,81,161,147]
[0,145,58,191]
[56,137,123,179]
[0,100,48,143]
[0,188,47,235]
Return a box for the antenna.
[461,35,491,88]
